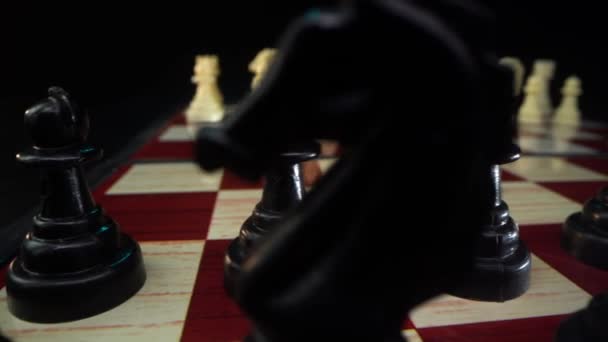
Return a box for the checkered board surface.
[1,113,608,342]
[517,121,608,156]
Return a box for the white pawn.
[499,57,525,96]
[186,55,225,125]
[554,76,582,126]
[249,48,277,89]
[518,75,544,124]
[532,59,556,117]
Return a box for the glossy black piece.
[557,186,608,341]
[6,87,146,323]
[561,186,608,269]
[556,293,608,342]
[447,55,531,302]
[225,143,319,296]
[196,1,513,341]
[448,162,531,302]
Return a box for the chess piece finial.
[249,48,277,89]
[186,54,225,124]
[24,87,89,149]
[499,57,525,96]
[7,87,146,323]
[554,76,582,126]
[518,75,544,124]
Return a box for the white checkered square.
[106,162,223,195]
[207,189,263,240]
[503,181,582,225]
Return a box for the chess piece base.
[225,214,278,296]
[6,234,146,323]
[448,241,531,302]
[561,212,608,270]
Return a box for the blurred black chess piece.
[196,0,512,341]
[556,185,608,341]
[6,87,146,323]
[447,63,531,302]
[224,142,319,296]
[556,292,608,342]
[562,185,608,269]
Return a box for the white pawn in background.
[518,75,545,124]
[499,57,526,96]
[249,48,277,89]
[186,55,225,126]
[531,59,556,118]
[554,76,582,126]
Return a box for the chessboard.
[517,121,608,156]
[0,107,607,342]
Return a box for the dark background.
[0,1,606,230]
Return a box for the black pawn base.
[6,233,145,323]
[224,144,318,297]
[448,160,531,302]
[448,200,531,302]
[562,212,608,270]
[225,214,279,296]
[555,293,608,342]
[449,241,531,302]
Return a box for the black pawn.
[224,143,318,296]
[556,186,608,341]
[6,87,146,323]
[449,144,532,301]
[561,186,608,269]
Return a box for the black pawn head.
[24,87,89,149]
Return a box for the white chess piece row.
[185,49,277,129]
[515,59,582,126]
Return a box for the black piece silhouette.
[556,288,608,341]
[447,66,532,302]
[6,87,146,323]
[556,186,608,341]
[562,186,608,269]
[196,0,515,340]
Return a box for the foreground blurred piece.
[197,0,515,341]
[6,87,146,323]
